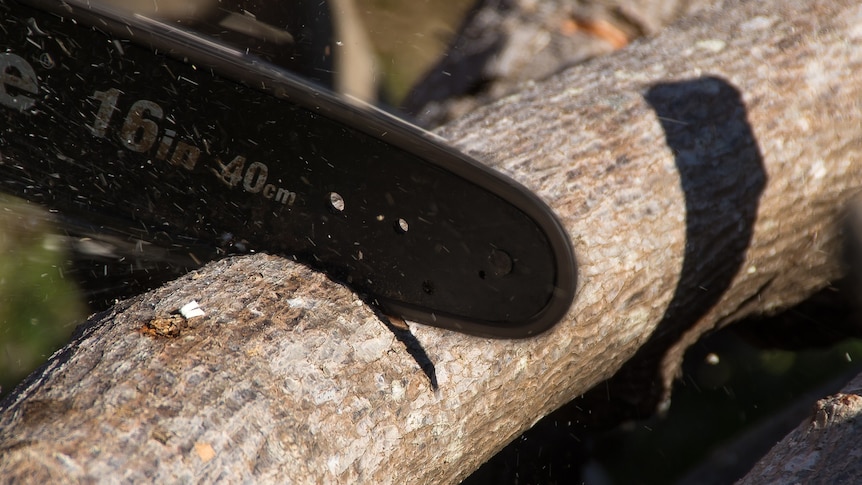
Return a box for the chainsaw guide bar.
[0,0,576,337]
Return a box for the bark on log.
[4,0,862,482]
[737,371,862,485]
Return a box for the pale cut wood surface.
[4,0,862,482]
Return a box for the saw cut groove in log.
[4,0,862,482]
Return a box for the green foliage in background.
[0,195,86,398]
[356,0,472,103]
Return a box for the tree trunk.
[3,0,862,482]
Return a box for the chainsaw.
[0,0,576,338]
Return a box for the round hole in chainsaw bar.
[488,249,514,277]
[328,192,345,212]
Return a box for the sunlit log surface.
[4,0,862,482]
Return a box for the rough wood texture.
[738,372,862,484]
[3,0,862,482]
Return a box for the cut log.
[737,371,862,484]
[3,0,862,482]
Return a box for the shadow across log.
[466,76,770,483]
[580,76,768,423]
